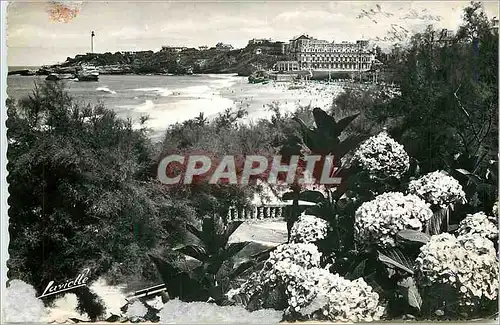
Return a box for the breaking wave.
[133,87,171,97]
[96,86,117,94]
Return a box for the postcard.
[1,0,499,323]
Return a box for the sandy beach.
[219,78,345,124]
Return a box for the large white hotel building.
[276,35,377,73]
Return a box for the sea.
[6,73,248,141]
[7,70,342,142]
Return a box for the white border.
[1,1,9,323]
[0,1,498,324]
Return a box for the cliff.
[35,41,287,76]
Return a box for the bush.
[6,82,193,319]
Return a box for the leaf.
[398,277,422,311]
[350,259,366,279]
[378,249,414,275]
[334,135,368,160]
[149,254,209,301]
[222,242,250,260]
[201,217,216,243]
[456,168,482,185]
[336,113,360,134]
[426,207,449,235]
[397,230,431,244]
[312,107,337,136]
[229,260,257,279]
[223,221,244,243]
[251,246,275,262]
[293,116,322,152]
[282,191,297,201]
[175,245,208,262]
[186,224,204,242]
[299,190,326,203]
[231,291,251,307]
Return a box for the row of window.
[301,63,371,70]
[300,56,372,62]
[289,48,371,54]
[297,47,365,53]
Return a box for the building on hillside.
[161,46,188,53]
[248,38,272,45]
[120,50,154,55]
[273,61,300,72]
[282,35,376,72]
[215,42,233,51]
[438,29,454,45]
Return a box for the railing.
[226,204,291,222]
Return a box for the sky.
[6,0,499,66]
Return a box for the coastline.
[6,73,345,143]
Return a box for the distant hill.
[35,41,287,76]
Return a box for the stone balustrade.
[226,204,291,222]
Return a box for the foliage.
[149,215,267,304]
[6,81,194,319]
[371,1,498,176]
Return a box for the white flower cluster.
[352,131,410,180]
[355,192,433,247]
[290,214,329,243]
[407,171,466,208]
[318,275,385,322]
[228,243,384,322]
[275,265,384,322]
[457,212,498,240]
[226,243,322,301]
[416,233,499,307]
[493,201,498,218]
[266,243,322,270]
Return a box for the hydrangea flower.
[227,243,385,322]
[267,243,322,270]
[226,243,322,302]
[416,233,499,309]
[352,131,410,180]
[407,171,466,208]
[275,265,384,322]
[290,214,329,243]
[457,211,498,240]
[355,192,433,247]
[318,275,385,322]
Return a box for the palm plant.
[279,107,367,237]
[149,215,264,304]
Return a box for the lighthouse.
[91,31,95,53]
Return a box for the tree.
[6,82,194,320]
[372,2,498,175]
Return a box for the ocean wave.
[134,99,155,112]
[206,74,241,89]
[133,87,171,97]
[132,96,234,136]
[170,85,213,98]
[96,86,117,94]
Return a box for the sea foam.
[96,86,117,94]
[133,87,171,97]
